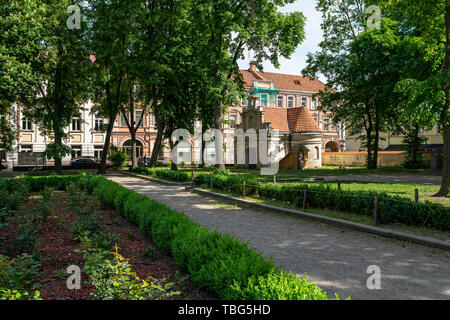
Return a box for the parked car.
[138,156,152,166]
[0,160,7,171]
[71,157,99,168]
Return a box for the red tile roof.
[287,107,322,133]
[262,108,290,132]
[262,107,322,133]
[239,68,326,93]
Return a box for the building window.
[301,96,308,108]
[311,98,318,110]
[287,96,294,108]
[230,114,237,128]
[260,93,268,107]
[323,118,330,131]
[120,114,128,127]
[71,118,81,131]
[277,95,284,108]
[135,111,143,125]
[20,145,32,152]
[94,147,103,159]
[21,117,33,131]
[241,97,248,106]
[436,125,441,134]
[71,146,81,158]
[315,146,320,160]
[94,115,104,131]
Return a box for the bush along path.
[107,173,450,300]
[0,175,212,300]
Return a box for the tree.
[190,0,306,169]
[0,0,44,151]
[372,0,449,196]
[86,0,139,174]
[24,0,90,173]
[303,1,431,170]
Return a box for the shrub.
[130,166,189,182]
[108,146,128,169]
[193,174,450,231]
[88,176,332,300]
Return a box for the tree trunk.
[98,113,115,174]
[373,104,380,170]
[412,125,419,165]
[214,102,225,170]
[131,131,137,168]
[54,128,63,174]
[435,4,450,197]
[169,139,178,171]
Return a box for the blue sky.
[237,0,323,77]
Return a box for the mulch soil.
[2,191,216,300]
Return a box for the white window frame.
[323,118,330,131]
[311,98,318,110]
[287,96,294,108]
[277,95,284,108]
[71,146,82,158]
[301,96,308,108]
[229,113,237,128]
[71,117,81,131]
[94,115,104,131]
[260,93,268,107]
[20,145,32,152]
[21,117,33,131]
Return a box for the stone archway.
[122,139,144,158]
[325,140,339,152]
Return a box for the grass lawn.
[198,185,450,243]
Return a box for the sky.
[237,0,324,78]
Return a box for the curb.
[119,170,191,187]
[191,187,450,251]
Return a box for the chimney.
[249,63,257,73]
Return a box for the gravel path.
[106,173,450,300]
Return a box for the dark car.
[71,157,99,168]
[138,156,152,166]
[0,160,7,170]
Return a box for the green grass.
[231,166,428,176]
[197,186,450,243]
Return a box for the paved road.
[106,173,450,300]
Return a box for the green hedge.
[90,176,332,300]
[130,166,189,182]
[0,174,86,192]
[194,174,450,231]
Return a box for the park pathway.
[105,173,450,300]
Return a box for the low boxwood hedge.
[0,174,86,192]
[89,176,333,300]
[130,166,189,182]
[194,174,450,231]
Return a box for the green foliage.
[0,253,41,292]
[90,176,331,300]
[130,166,189,182]
[232,270,332,300]
[80,245,180,300]
[108,146,128,169]
[0,289,42,300]
[42,143,72,161]
[195,174,450,231]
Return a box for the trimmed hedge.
[0,174,86,192]
[89,176,333,300]
[130,166,189,182]
[194,174,450,231]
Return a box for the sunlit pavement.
[106,173,450,300]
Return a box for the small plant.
[144,245,155,262]
[108,146,128,169]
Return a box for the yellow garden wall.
[321,151,408,167]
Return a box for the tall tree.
[0,0,44,151]
[86,0,139,174]
[24,0,90,173]
[373,0,449,196]
[191,0,306,169]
